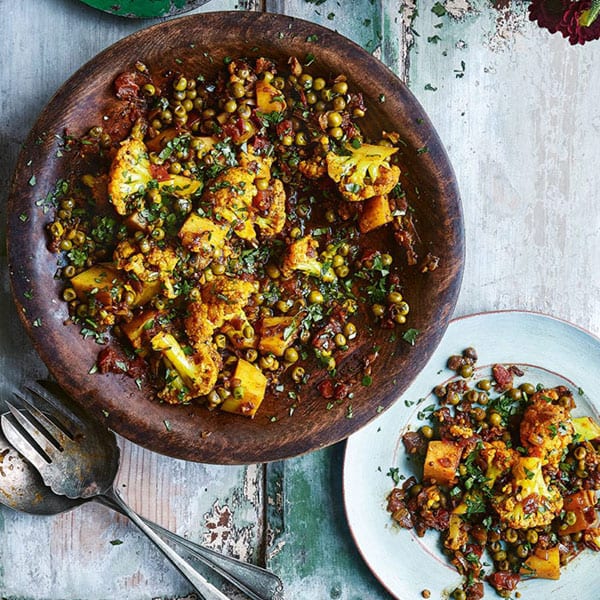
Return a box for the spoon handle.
[148,521,284,600]
[97,495,283,599]
[105,487,231,600]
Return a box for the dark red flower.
[528,0,570,34]
[558,1,600,44]
[529,0,600,44]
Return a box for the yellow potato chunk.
[221,359,268,417]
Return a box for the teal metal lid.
[79,0,210,18]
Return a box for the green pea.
[284,347,299,364]
[327,111,343,128]
[151,227,165,241]
[62,288,77,302]
[292,366,305,383]
[231,82,245,98]
[313,77,326,91]
[520,382,536,395]
[526,530,538,544]
[489,412,502,427]
[332,96,346,111]
[343,322,357,339]
[334,333,347,347]
[332,81,348,95]
[211,262,226,275]
[565,511,577,526]
[508,387,522,400]
[420,425,433,439]
[308,290,324,304]
[63,265,76,278]
[478,379,491,391]
[224,99,237,113]
[460,364,473,378]
[371,304,385,317]
[504,528,518,543]
[174,76,187,91]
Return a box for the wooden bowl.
[7,12,463,464]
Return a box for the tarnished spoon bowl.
[0,429,80,515]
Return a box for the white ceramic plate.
[343,311,600,600]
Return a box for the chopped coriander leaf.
[402,329,419,345]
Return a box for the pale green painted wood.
[408,0,600,337]
[266,446,392,600]
[266,0,409,77]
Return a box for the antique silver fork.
[1,382,283,600]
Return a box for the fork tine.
[17,386,76,440]
[1,411,51,472]
[5,398,67,456]
[27,381,84,432]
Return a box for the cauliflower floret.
[481,440,517,487]
[492,456,563,529]
[326,143,400,202]
[114,239,179,298]
[203,167,257,241]
[201,276,255,316]
[238,149,273,181]
[254,178,286,237]
[298,156,327,180]
[184,302,218,348]
[151,332,220,403]
[520,388,574,468]
[281,235,336,281]
[108,136,201,216]
[108,138,152,215]
[445,513,469,551]
[184,276,255,350]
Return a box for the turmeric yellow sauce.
[46,56,430,416]
[388,348,600,599]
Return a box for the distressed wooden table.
[1,1,599,598]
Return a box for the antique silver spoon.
[0,383,283,600]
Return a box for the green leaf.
[402,328,419,346]
[431,2,447,17]
[581,0,600,27]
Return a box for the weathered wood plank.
[266,0,409,78]
[266,445,392,599]
[408,0,600,336]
